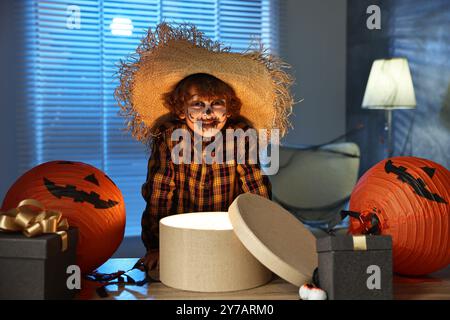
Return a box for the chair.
[267,142,360,237]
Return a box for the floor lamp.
[362,58,416,157]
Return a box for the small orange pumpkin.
[348,156,450,276]
[1,161,126,273]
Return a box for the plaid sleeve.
[236,162,272,200]
[141,133,176,251]
[235,122,272,200]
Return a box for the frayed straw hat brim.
[115,22,294,142]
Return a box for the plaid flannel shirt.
[141,118,272,251]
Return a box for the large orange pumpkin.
[348,157,450,276]
[1,161,126,273]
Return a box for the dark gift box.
[316,235,393,300]
[0,227,78,300]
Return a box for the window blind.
[20,0,280,236]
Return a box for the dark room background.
[347,0,450,174]
[0,0,449,256]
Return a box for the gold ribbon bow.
[0,199,69,251]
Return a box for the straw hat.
[115,22,295,142]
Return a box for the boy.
[141,73,272,271]
[115,22,294,274]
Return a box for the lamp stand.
[385,109,393,158]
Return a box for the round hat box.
[159,193,318,292]
[160,211,272,292]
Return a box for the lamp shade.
[362,58,416,109]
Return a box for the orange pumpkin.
[348,157,450,276]
[1,161,126,273]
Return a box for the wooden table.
[77,258,450,300]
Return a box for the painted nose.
[204,106,212,115]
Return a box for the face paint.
[183,93,230,138]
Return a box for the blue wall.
[0,1,21,201]
[281,0,347,147]
[347,0,450,174]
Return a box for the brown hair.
[163,73,242,118]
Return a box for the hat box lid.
[228,193,318,286]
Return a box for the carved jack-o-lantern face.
[348,156,450,276]
[43,161,120,209]
[2,161,126,274]
[384,159,447,204]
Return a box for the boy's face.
[179,86,230,138]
